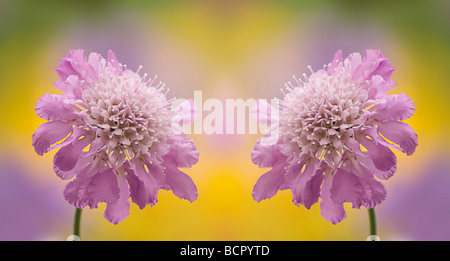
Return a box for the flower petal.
[357,153,396,180]
[55,49,86,81]
[360,175,386,209]
[53,136,90,174]
[330,168,365,207]
[107,50,123,75]
[362,126,399,152]
[86,168,120,208]
[289,158,323,209]
[369,93,415,121]
[353,49,395,82]
[104,172,130,224]
[164,140,199,168]
[54,154,92,180]
[345,159,387,208]
[127,158,160,208]
[359,135,397,172]
[35,93,80,121]
[327,50,343,74]
[161,162,198,202]
[378,121,418,156]
[63,162,97,208]
[55,49,98,83]
[251,142,285,168]
[87,52,105,79]
[252,161,287,202]
[32,121,73,156]
[364,49,395,80]
[320,173,346,225]
[366,75,397,99]
[345,52,363,76]
[54,74,85,99]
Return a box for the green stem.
[73,208,83,240]
[368,208,377,237]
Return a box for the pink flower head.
[251,49,418,224]
[32,49,199,224]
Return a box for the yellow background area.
[0,0,449,240]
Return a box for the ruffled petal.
[327,50,343,74]
[345,52,363,76]
[161,162,198,202]
[54,154,93,180]
[55,49,100,85]
[363,49,395,80]
[369,93,415,121]
[343,158,387,209]
[63,162,97,208]
[53,136,91,174]
[66,49,98,81]
[53,146,80,177]
[359,174,387,209]
[164,140,199,168]
[149,141,172,158]
[32,121,73,156]
[86,168,120,208]
[252,161,287,202]
[330,168,365,207]
[359,135,397,172]
[345,137,365,156]
[87,52,105,79]
[55,49,86,81]
[320,172,346,225]
[357,153,396,180]
[251,142,285,168]
[127,158,159,208]
[362,126,399,152]
[54,75,85,100]
[378,121,418,156]
[35,93,81,121]
[104,172,130,224]
[289,158,323,209]
[366,75,397,99]
[107,50,123,75]
[353,49,395,82]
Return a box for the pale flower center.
[80,69,172,160]
[281,67,370,161]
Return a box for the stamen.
[293,75,302,87]
[136,65,143,74]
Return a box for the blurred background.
[0,0,449,241]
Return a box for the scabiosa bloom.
[251,49,418,224]
[32,49,199,224]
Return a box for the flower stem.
[367,208,377,239]
[73,208,83,240]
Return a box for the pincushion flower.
[32,49,199,225]
[251,49,418,225]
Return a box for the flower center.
[281,68,370,161]
[81,70,172,160]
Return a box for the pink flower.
[251,49,418,224]
[32,49,199,224]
